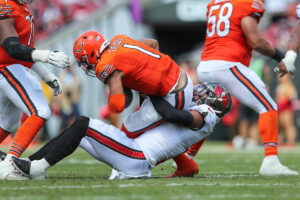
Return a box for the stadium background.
[29,0,300,142]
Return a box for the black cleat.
[0,150,7,161]
[12,156,31,176]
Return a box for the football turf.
[0,143,299,200]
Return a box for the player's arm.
[287,21,300,52]
[138,39,159,50]
[106,70,126,113]
[0,18,70,68]
[31,64,63,96]
[241,16,283,61]
[276,20,300,77]
[149,96,205,129]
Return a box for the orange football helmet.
[73,31,110,76]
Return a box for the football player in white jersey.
[0,81,232,180]
[275,4,300,77]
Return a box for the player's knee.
[36,106,51,120]
[71,116,90,137]
[1,122,21,133]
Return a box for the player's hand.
[274,61,289,78]
[45,73,63,96]
[32,50,71,69]
[274,50,297,78]
[48,51,70,68]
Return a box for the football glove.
[282,50,297,73]
[45,74,62,96]
[32,50,70,69]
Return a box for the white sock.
[4,154,14,161]
[30,158,51,177]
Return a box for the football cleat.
[259,155,299,176]
[0,150,7,161]
[0,155,30,180]
[166,158,199,178]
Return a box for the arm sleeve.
[149,95,194,127]
[2,37,34,62]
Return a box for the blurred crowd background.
[1,0,300,150]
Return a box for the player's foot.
[0,150,7,161]
[166,157,199,178]
[259,155,299,176]
[0,155,30,180]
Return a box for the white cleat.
[0,155,30,180]
[259,155,299,176]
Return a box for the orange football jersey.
[95,35,181,96]
[0,0,34,68]
[201,0,265,66]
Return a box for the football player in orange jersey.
[275,4,300,77]
[73,31,194,139]
[170,0,298,177]
[0,0,70,179]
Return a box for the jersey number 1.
[207,3,233,38]
[25,15,34,46]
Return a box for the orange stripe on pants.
[231,67,273,111]
[0,68,36,115]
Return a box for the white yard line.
[0,182,298,191]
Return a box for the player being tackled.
[0,82,232,180]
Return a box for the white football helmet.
[192,81,232,118]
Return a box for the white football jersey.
[135,104,217,167]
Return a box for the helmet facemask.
[192,82,232,118]
[78,54,97,77]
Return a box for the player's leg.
[0,65,51,179]
[80,118,150,178]
[9,117,151,180]
[198,65,298,175]
[2,116,90,180]
[166,138,206,178]
[0,93,23,145]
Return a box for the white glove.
[32,50,70,69]
[188,104,217,134]
[282,50,297,73]
[44,73,62,96]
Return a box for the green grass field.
[0,142,299,200]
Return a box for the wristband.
[108,94,125,114]
[272,48,285,62]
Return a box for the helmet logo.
[215,85,229,109]
[75,41,84,53]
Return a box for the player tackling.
[0,0,70,178]
[73,31,194,138]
